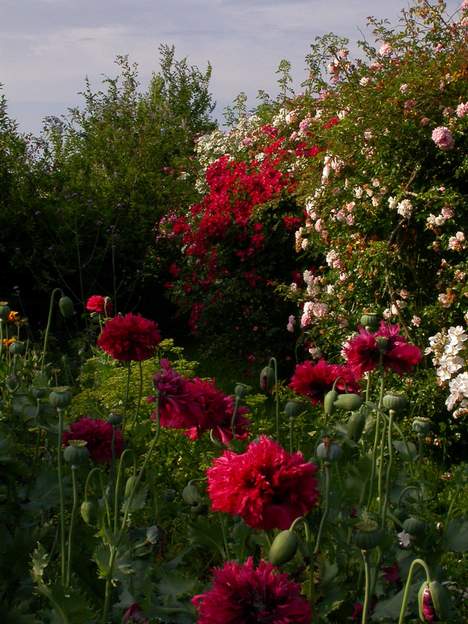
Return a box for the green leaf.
[158,571,196,599]
[25,467,70,512]
[372,582,419,621]
[392,440,417,460]
[444,518,468,553]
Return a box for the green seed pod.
[268,530,298,565]
[382,393,408,412]
[107,412,123,427]
[49,386,72,408]
[334,393,363,412]
[284,400,306,419]
[316,440,342,462]
[31,386,47,399]
[402,516,426,537]
[354,519,384,550]
[418,580,452,623]
[412,417,432,435]
[0,302,10,321]
[58,295,75,319]
[375,336,389,353]
[80,498,99,525]
[323,389,338,416]
[182,483,201,506]
[347,410,367,442]
[63,441,89,466]
[259,365,276,393]
[9,341,25,355]
[124,475,139,499]
[360,312,380,331]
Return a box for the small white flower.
[397,531,412,548]
[397,199,413,219]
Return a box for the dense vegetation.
[0,1,466,623]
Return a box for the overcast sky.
[0,0,462,134]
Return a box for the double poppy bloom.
[150,359,250,444]
[289,359,359,404]
[97,313,161,362]
[207,435,318,530]
[62,417,123,464]
[192,557,312,624]
[343,322,421,377]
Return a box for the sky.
[0,0,462,135]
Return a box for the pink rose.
[431,126,455,151]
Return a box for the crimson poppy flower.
[207,436,318,530]
[62,417,123,463]
[289,359,359,404]
[343,322,421,377]
[97,313,160,361]
[192,557,312,624]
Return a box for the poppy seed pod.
[412,417,432,435]
[334,393,363,411]
[107,412,123,427]
[360,312,380,331]
[316,439,342,462]
[354,519,384,550]
[9,341,25,355]
[63,441,89,466]
[49,386,72,408]
[382,393,408,412]
[58,295,75,319]
[284,400,306,419]
[402,516,426,537]
[0,302,10,321]
[268,530,298,565]
[259,365,276,393]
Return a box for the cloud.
[0,0,462,133]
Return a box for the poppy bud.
[402,516,426,538]
[124,475,138,499]
[323,389,338,416]
[418,581,452,622]
[334,393,363,411]
[81,498,99,525]
[107,412,123,427]
[260,365,275,393]
[347,410,366,442]
[182,482,202,506]
[269,530,298,565]
[58,295,75,319]
[234,384,249,400]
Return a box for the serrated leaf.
[25,467,71,512]
[158,571,196,599]
[122,485,148,513]
[444,518,468,553]
[31,542,49,582]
